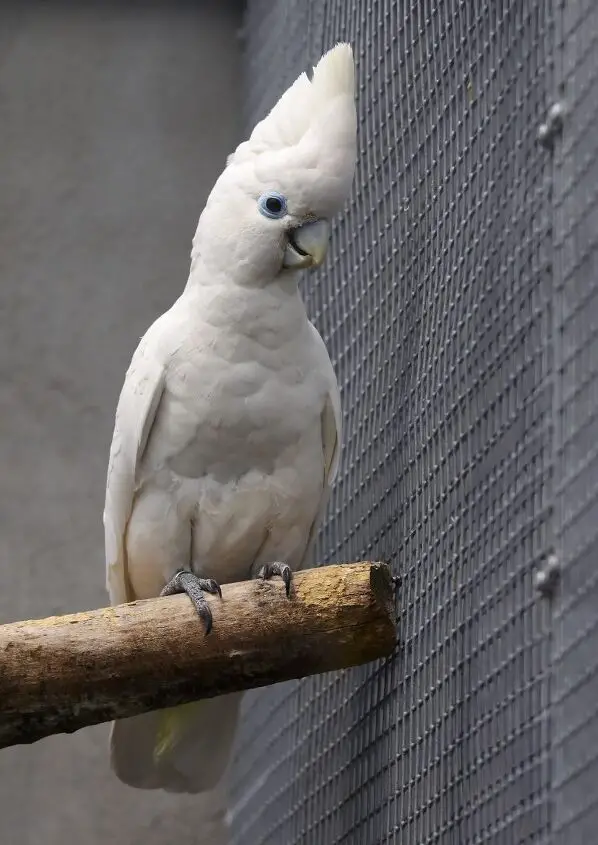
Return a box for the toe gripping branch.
[258,562,292,597]
[160,569,222,634]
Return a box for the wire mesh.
[229,1,555,843]
[551,1,598,843]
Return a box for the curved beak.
[283,219,330,270]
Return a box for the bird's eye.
[257,191,288,220]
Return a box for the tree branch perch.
[0,562,395,749]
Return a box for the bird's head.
[191,43,357,284]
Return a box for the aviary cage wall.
[227,2,598,843]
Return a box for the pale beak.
[283,219,330,270]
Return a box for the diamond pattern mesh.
[228,1,556,843]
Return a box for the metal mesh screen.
[228,1,557,843]
[552,1,598,843]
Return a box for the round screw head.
[537,122,551,147]
[548,101,565,126]
[534,554,560,596]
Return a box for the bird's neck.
[181,261,309,341]
[184,253,302,296]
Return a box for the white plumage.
[103,42,357,801]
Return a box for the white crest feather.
[310,42,355,114]
[229,43,355,165]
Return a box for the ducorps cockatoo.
[103,42,357,803]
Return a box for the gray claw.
[258,562,292,597]
[160,569,222,634]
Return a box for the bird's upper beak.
[283,219,330,270]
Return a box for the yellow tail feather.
[153,700,204,764]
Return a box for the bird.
[103,41,357,800]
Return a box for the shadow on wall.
[0,2,241,843]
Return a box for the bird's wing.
[103,330,166,605]
[298,324,342,569]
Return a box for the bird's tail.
[109,691,243,794]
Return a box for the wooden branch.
[0,562,395,749]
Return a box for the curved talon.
[203,578,223,599]
[160,569,222,635]
[258,562,292,597]
[196,602,214,636]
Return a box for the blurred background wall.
[0,3,242,842]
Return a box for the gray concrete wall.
[0,3,241,842]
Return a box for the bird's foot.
[257,561,292,598]
[160,569,222,635]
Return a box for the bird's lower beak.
[283,219,330,270]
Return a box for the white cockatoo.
[103,42,357,798]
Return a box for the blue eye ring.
[257,191,288,220]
